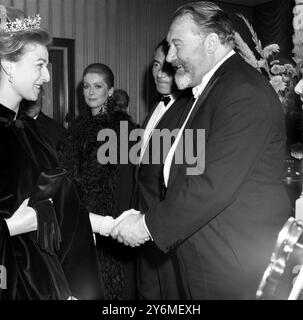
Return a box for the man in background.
[134,39,191,299]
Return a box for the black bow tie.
[159,95,171,107]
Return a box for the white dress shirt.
[162,50,235,187]
[139,94,176,163]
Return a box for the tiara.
[0,5,41,33]
[5,14,41,32]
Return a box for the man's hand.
[111,210,150,247]
[115,209,140,225]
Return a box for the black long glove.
[32,199,62,254]
[28,168,67,255]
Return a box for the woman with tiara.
[59,63,138,299]
[0,6,104,299]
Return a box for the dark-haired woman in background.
[59,63,137,299]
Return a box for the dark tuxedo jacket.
[144,53,292,299]
[135,91,192,299]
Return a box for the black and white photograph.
[0,0,302,311]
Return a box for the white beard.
[175,72,192,90]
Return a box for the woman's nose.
[42,66,50,83]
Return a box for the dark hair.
[0,7,52,62]
[82,63,114,89]
[155,38,169,56]
[153,38,175,78]
[173,1,235,47]
[113,89,129,109]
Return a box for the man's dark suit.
[144,53,292,299]
[135,91,191,299]
[35,112,64,151]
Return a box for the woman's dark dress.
[0,104,104,300]
[59,102,137,300]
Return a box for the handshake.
[89,209,150,247]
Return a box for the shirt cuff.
[142,214,153,241]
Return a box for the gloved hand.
[115,209,141,225]
[99,210,141,236]
[4,198,37,236]
[89,210,141,237]
[32,199,62,254]
[28,168,66,255]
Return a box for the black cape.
[0,104,104,300]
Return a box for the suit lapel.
[166,74,221,190]
[133,94,189,206]
[139,96,181,168]
[142,101,158,129]
[136,100,159,171]
[133,100,160,205]
[187,75,220,128]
